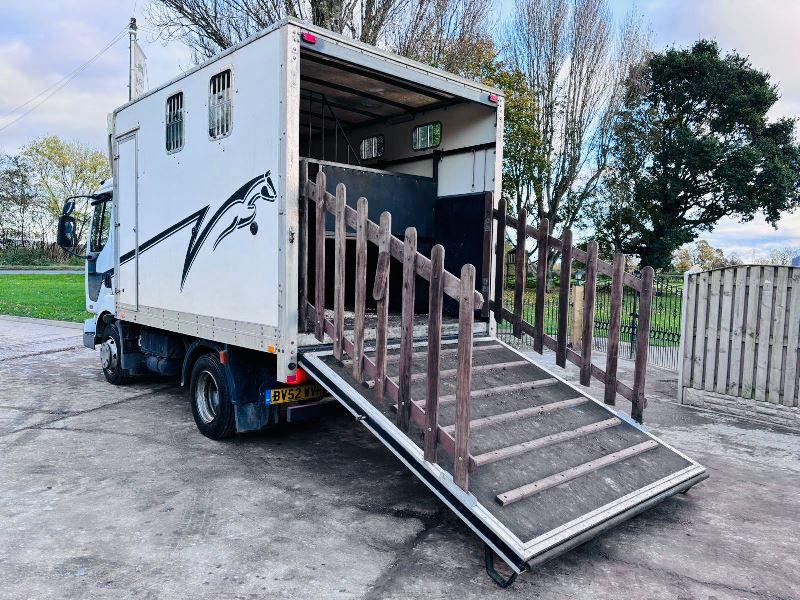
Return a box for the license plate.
[266,383,326,406]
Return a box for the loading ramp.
[300,337,707,580]
[297,168,707,584]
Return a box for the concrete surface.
[1,315,798,599]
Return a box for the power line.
[0,28,128,135]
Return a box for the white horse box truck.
[56,19,705,584]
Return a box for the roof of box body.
[113,17,502,115]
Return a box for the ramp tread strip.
[474,417,622,467]
[399,360,529,382]
[442,396,588,436]
[344,343,504,367]
[435,378,560,407]
[496,440,660,506]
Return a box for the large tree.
[594,40,800,270]
[22,136,110,251]
[504,0,648,248]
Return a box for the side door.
[114,132,139,311]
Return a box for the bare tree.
[147,0,496,74]
[505,0,648,254]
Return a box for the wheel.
[100,321,130,385]
[189,353,236,440]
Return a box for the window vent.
[359,135,384,160]
[412,122,441,151]
[209,70,232,140]
[166,92,184,153]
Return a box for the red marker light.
[301,32,317,44]
[286,368,309,385]
[488,93,499,103]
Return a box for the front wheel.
[189,354,236,440]
[100,322,130,385]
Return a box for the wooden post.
[333,183,346,361]
[314,171,327,342]
[513,207,527,338]
[352,197,368,382]
[373,212,392,403]
[580,241,598,386]
[425,244,445,462]
[454,263,475,492]
[534,218,549,354]
[397,227,417,430]
[494,198,507,324]
[556,228,573,367]
[481,192,493,319]
[604,253,625,405]
[631,266,654,422]
[571,285,584,349]
[299,160,308,332]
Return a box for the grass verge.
[0,274,90,323]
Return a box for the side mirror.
[57,215,77,250]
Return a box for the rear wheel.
[100,322,130,385]
[189,354,236,440]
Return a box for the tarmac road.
[1,314,798,599]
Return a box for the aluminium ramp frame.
[299,337,707,576]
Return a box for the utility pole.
[128,17,137,102]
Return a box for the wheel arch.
[181,339,226,388]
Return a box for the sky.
[1,0,799,261]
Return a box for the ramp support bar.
[485,544,525,588]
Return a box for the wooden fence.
[298,165,656,493]
[490,199,654,423]
[679,265,800,428]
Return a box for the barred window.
[209,69,232,140]
[359,135,384,160]
[412,122,441,151]
[166,92,184,153]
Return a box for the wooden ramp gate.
[297,168,707,579]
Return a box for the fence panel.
[679,265,800,429]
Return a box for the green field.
[0,275,90,323]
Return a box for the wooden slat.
[475,418,621,467]
[352,197,368,382]
[402,360,528,383]
[571,285,584,349]
[435,377,559,407]
[384,343,502,363]
[604,253,625,405]
[692,271,709,390]
[681,273,698,391]
[397,228,417,430]
[481,192,493,319]
[703,270,721,391]
[424,244,445,462]
[631,266,654,423]
[741,266,761,398]
[495,440,659,506]
[768,267,788,404]
[534,218,549,354]
[441,396,587,435]
[580,241,598,386]
[314,171,327,342]
[754,267,774,402]
[453,264,475,491]
[373,212,392,404]
[513,207,527,338]
[332,183,347,361]
[556,228,573,367]
[494,198,507,325]
[783,269,800,406]
[715,268,735,394]
[726,267,748,396]
[299,161,308,332]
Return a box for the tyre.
[100,321,130,385]
[189,353,236,440]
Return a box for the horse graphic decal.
[119,170,277,290]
